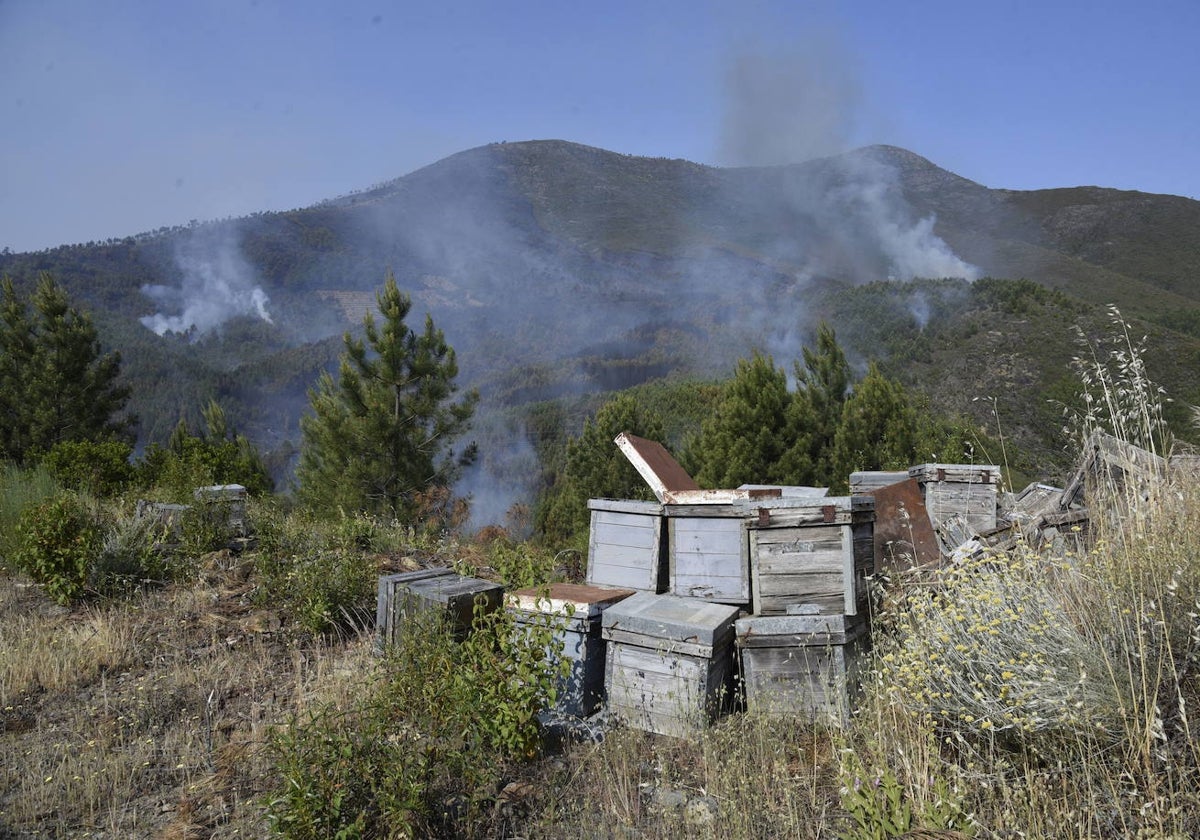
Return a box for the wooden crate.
[848,471,908,493]
[587,499,668,592]
[909,464,1000,534]
[375,568,503,649]
[745,496,875,616]
[665,503,750,604]
[736,613,868,723]
[602,593,740,738]
[507,583,635,718]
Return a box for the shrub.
[93,510,173,592]
[41,439,135,497]
[267,604,565,836]
[0,462,60,570]
[12,493,105,604]
[256,546,376,636]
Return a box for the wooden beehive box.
[745,495,875,616]
[909,464,1000,535]
[735,612,868,723]
[602,592,740,738]
[375,568,503,649]
[507,583,635,718]
[587,499,668,592]
[664,503,750,604]
[848,471,908,493]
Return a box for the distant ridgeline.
[1,139,1199,505]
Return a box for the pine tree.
[832,361,918,479]
[794,322,851,485]
[0,273,131,463]
[296,272,477,518]
[687,351,812,488]
[537,392,666,541]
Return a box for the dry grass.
[0,563,376,838]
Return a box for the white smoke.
[719,37,980,284]
[832,155,981,282]
[140,226,273,336]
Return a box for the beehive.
[664,503,750,605]
[735,612,868,723]
[586,499,668,592]
[375,568,502,649]
[507,583,635,718]
[745,496,875,616]
[909,464,1001,535]
[602,593,740,738]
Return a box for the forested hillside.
[2,140,1198,516]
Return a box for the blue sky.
[2,0,1197,252]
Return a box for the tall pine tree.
[794,322,851,485]
[0,273,131,463]
[536,392,666,542]
[296,272,477,518]
[686,351,813,488]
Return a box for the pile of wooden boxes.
[375,434,1004,740]
[588,434,877,734]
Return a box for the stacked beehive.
[588,434,877,734]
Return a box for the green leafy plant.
[41,439,135,497]
[256,546,376,636]
[455,598,569,758]
[0,462,60,570]
[12,493,105,604]
[838,749,973,839]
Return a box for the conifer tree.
[537,392,666,541]
[687,351,812,488]
[832,361,917,479]
[794,322,851,485]
[296,272,477,518]
[0,273,131,463]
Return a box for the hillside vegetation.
[2,140,1199,513]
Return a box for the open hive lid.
[506,583,636,619]
[614,432,788,505]
[601,591,740,646]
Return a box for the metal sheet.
[863,478,941,571]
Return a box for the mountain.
[2,140,1199,514]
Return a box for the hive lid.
[507,583,636,618]
[909,464,1001,483]
[601,592,740,645]
[404,573,502,602]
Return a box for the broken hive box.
[586,499,668,593]
[909,463,1000,536]
[375,568,503,649]
[602,592,740,738]
[745,496,875,617]
[735,612,869,723]
[507,583,635,718]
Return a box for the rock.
[641,785,687,813]
[684,795,719,828]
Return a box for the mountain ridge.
[3,138,1199,510]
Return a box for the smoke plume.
[718,38,980,285]
[140,225,273,336]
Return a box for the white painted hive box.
[587,498,668,592]
[735,612,869,723]
[909,464,1000,534]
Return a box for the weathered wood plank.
[668,517,750,603]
